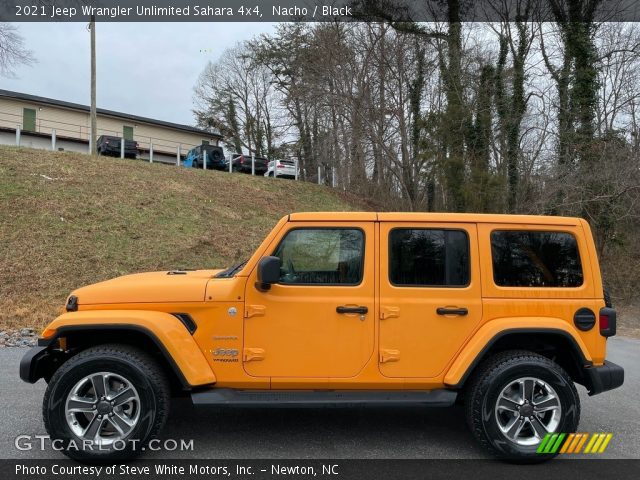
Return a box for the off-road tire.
[464,350,580,462]
[43,344,170,463]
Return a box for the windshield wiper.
[215,260,247,278]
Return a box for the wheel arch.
[445,325,593,391]
[33,311,216,391]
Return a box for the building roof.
[288,212,583,226]
[0,89,222,139]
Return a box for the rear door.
[378,222,482,378]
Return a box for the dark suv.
[97,135,138,159]
[186,145,226,170]
[231,154,269,175]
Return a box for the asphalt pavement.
[1,337,638,459]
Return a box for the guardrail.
[0,110,338,185]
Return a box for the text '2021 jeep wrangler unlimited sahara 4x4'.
[20,212,623,462]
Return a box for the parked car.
[21,212,623,462]
[264,159,297,179]
[230,154,269,175]
[97,135,138,159]
[184,145,226,170]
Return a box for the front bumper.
[19,346,50,383]
[584,360,624,395]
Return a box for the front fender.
[443,317,591,387]
[41,310,216,387]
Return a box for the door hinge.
[379,349,401,363]
[243,348,265,362]
[245,305,266,318]
[380,306,400,320]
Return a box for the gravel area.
[0,328,38,347]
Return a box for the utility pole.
[89,16,97,155]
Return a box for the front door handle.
[337,306,368,315]
[436,307,468,316]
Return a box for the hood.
[71,269,223,305]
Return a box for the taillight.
[599,307,617,337]
[277,164,285,168]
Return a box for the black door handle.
[436,307,468,316]
[336,306,368,315]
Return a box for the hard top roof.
[288,212,582,226]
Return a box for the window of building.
[491,230,583,287]
[389,229,470,287]
[22,108,36,132]
[273,228,364,285]
[123,125,134,140]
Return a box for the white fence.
[3,117,338,185]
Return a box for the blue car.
[184,145,226,170]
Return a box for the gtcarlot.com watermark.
[14,435,194,453]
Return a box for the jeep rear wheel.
[43,344,170,462]
[465,350,580,462]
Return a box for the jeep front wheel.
[465,350,580,462]
[43,344,170,462]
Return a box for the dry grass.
[1,145,637,338]
[0,146,371,330]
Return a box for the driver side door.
[243,222,375,380]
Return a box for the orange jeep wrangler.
[20,212,623,461]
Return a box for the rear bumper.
[584,360,624,395]
[19,346,50,383]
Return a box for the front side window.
[273,228,364,285]
[491,230,583,287]
[389,229,470,287]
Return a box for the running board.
[191,388,457,407]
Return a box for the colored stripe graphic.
[550,433,566,453]
[584,433,599,453]
[536,434,552,454]
[575,433,589,453]
[536,432,613,455]
[598,434,613,453]
[560,433,575,453]
[567,433,583,453]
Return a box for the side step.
[191,388,457,407]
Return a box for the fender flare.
[444,317,592,388]
[38,310,216,388]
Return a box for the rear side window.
[273,228,364,285]
[389,229,470,287]
[491,230,583,287]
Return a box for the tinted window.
[491,230,583,287]
[389,229,470,286]
[274,229,364,285]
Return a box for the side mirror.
[256,256,281,291]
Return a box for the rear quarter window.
[490,230,583,287]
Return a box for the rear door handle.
[336,306,368,315]
[436,307,468,316]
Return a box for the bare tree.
[0,23,34,77]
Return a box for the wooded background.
[193,1,640,303]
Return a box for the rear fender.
[444,317,591,387]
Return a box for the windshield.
[215,260,248,278]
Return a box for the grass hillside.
[0,145,371,330]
